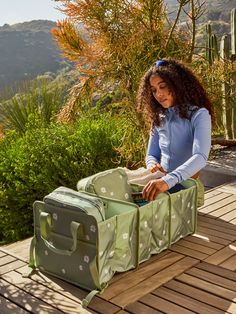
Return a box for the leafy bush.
[0,111,143,243]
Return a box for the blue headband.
[155,60,168,67]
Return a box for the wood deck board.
[138,293,196,314]
[204,189,223,200]
[1,270,96,314]
[109,257,199,308]
[0,277,65,314]
[101,252,184,300]
[198,215,236,231]
[1,182,236,313]
[204,241,236,265]
[199,195,236,215]
[199,192,232,209]
[124,301,163,314]
[164,279,236,314]
[152,286,224,314]
[176,273,236,301]
[182,234,224,250]
[0,294,30,314]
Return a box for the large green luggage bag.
[77,167,198,249]
[28,168,197,307]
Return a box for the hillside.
[0,20,66,92]
[165,0,235,34]
[1,2,235,92]
[165,0,235,22]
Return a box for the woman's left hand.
[142,179,169,202]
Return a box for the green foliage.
[0,110,143,243]
[0,75,75,134]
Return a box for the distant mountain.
[0,20,67,92]
[1,3,235,92]
[165,0,236,24]
[165,0,236,52]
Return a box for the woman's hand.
[142,179,169,202]
[150,163,166,174]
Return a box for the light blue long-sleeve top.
[145,106,212,189]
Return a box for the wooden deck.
[1,181,236,314]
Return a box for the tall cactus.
[230,9,236,138]
[205,24,219,65]
[231,8,236,58]
[206,8,236,139]
[220,35,232,139]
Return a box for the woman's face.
[149,75,175,108]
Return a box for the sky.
[0,0,66,26]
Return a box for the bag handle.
[39,212,83,256]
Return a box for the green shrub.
[0,111,144,243]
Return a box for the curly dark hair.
[137,59,214,127]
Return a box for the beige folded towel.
[123,167,164,186]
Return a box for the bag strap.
[40,212,83,255]
[22,236,36,278]
[81,282,108,308]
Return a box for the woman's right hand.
[150,163,166,174]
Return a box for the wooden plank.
[217,182,236,195]
[199,192,232,210]
[204,241,236,265]
[174,239,217,255]
[198,215,236,231]
[199,196,236,215]
[196,226,235,241]
[165,279,236,314]
[196,262,236,281]
[0,247,28,263]
[204,189,223,200]
[186,267,236,291]
[219,209,236,222]
[176,273,236,301]
[0,251,7,258]
[101,252,184,300]
[138,293,195,314]
[0,294,29,314]
[16,265,118,314]
[198,219,236,238]
[0,278,64,313]
[193,230,231,246]
[194,227,232,247]
[2,237,32,251]
[152,286,224,314]
[185,234,224,250]
[125,300,162,314]
[169,244,209,260]
[1,271,98,314]
[109,250,170,285]
[0,259,26,275]
[109,257,199,308]
[0,255,16,267]
[3,238,32,261]
[220,254,236,271]
[230,218,236,225]
[204,201,236,219]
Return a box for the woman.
[137,59,214,205]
